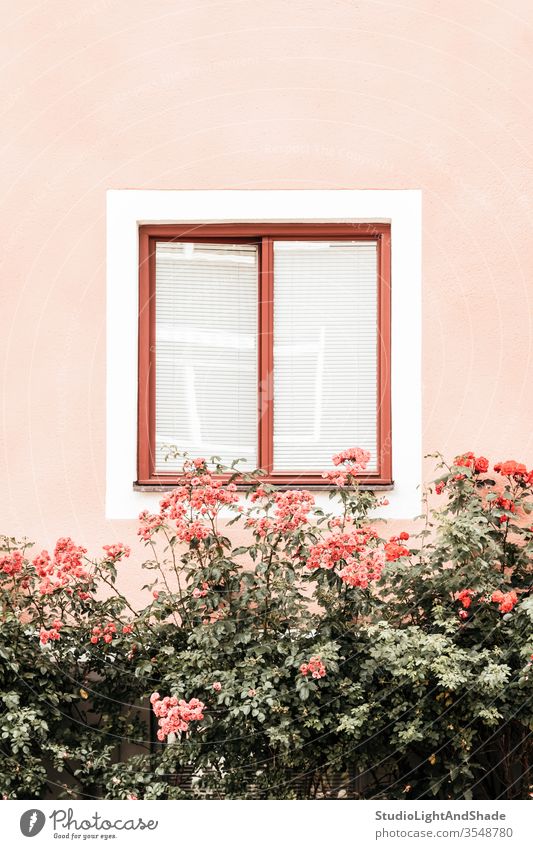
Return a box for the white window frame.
[106,189,422,519]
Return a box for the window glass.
[154,241,258,471]
[272,240,378,471]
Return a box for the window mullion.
[258,236,274,474]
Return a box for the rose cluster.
[271,490,315,533]
[150,692,205,741]
[337,545,386,588]
[454,453,489,473]
[384,533,410,562]
[192,581,209,599]
[246,489,315,536]
[491,589,519,614]
[436,454,533,493]
[306,527,389,588]
[494,461,533,482]
[90,621,132,644]
[0,550,23,577]
[455,587,520,619]
[300,656,327,679]
[137,511,164,542]
[39,619,63,645]
[138,459,240,544]
[32,538,90,596]
[307,527,377,571]
[455,588,475,620]
[322,446,371,485]
[102,543,131,560]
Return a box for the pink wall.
[1,1,532,601]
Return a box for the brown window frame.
[137,223,392,488]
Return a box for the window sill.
[133,481,394,493]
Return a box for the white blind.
[155,242,258,471]
[273,241,378,472]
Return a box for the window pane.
[155,242,258,471]
[273,240,378,471]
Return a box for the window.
[138,223,391,486]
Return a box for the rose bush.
[0,449,531,799]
